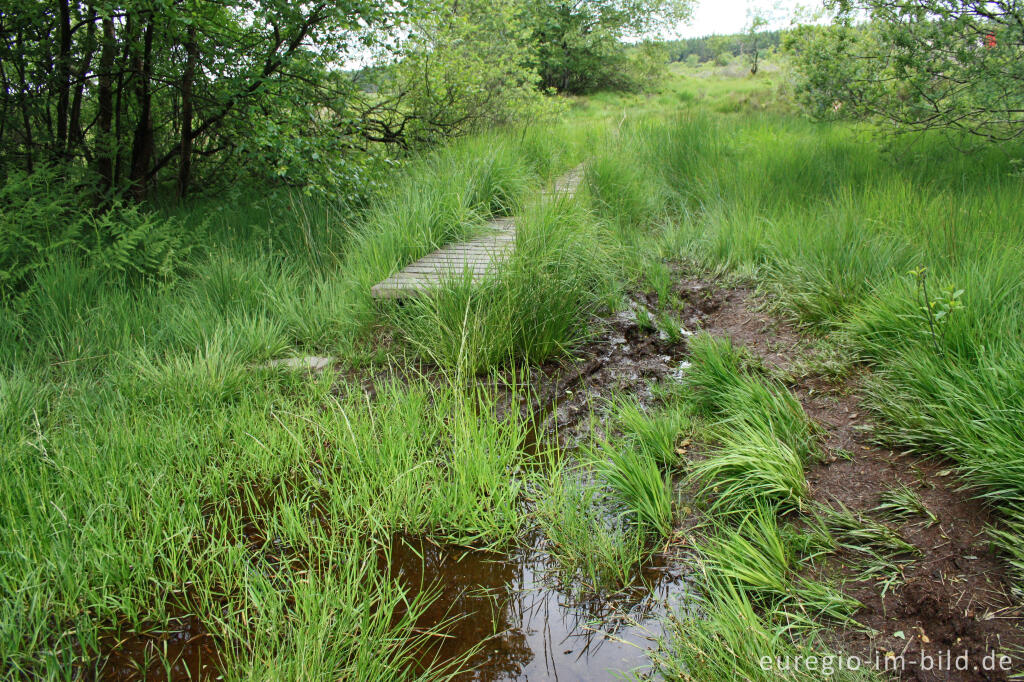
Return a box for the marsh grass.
[656,320,866,675]
[875,484,938,526]
[0,129,568,677]
[651,579,873,682]
[534,463,648,593]
[697,509,861,627]
[594,439,674,538]
[6,62,1024,679]
[691,421,809,514]
[598,108,1024,569]
[385,199,618,374]
[685,333,819,459]
[610,396,692,468]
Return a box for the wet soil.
[86,271,1022,681]
[88,612,221,682]
[467,295,692,457]
[380,535,691,681]
[679,274,1024,681]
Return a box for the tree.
[744,9,770,74]
[354,0,554,149]
[789,0,1024,141]
[0,0,397,198]
[521,0,691,94]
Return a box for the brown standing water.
[382,535,692,681]
[91,614,221,681]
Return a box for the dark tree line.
[0,0,691,203]
[0,0,392,198]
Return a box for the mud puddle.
[381,535,692,681]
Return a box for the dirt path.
[677,274,1023,682]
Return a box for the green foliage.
[691,422,809,514]
[0,168,188,299]
[788,2,1024,141]
[523,0,689,94]
[0,167,86,297]
[84,202,190,282]
[611,397,692,467]
[664,29,784,65]
[391,0,557,146]
[0,0,400,198]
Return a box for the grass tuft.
[594,439,674,538]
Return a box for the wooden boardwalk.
[370,165,583,299]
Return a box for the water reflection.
[381,536,692,681]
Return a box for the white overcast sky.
[674,0,826,38]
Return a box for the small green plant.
[595,440,673,538]
[817,503,921,559]
[691,421,809,513]
[611,397,691,468]
[908,267,964,357]
[535,465,647,593]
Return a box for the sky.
[674,0,825,38]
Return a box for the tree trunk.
[177,23,197,199]
[15,30,34,172]
[96,15,116,192]
[70,8,98,159]
[129,13,155,201]
[56,0,72,157]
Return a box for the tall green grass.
[385,198,617,374]
[6,63,1024,679]
[0,128,583,677]
[584,107,1024,572]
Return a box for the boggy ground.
[678,272,1024,681]
[333,269,1023,680]
[86,271,1022,681]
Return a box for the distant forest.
[663,30,784,63]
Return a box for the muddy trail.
[89,273,1022,681]
[686,275,1024,681]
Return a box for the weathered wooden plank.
[370,165,582,299]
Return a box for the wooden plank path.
[370,165,584,299]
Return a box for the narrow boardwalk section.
[370,165,583,299]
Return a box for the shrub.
[0,167,86,298]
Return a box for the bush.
[0,168,86,298]
[85,202,191,282]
